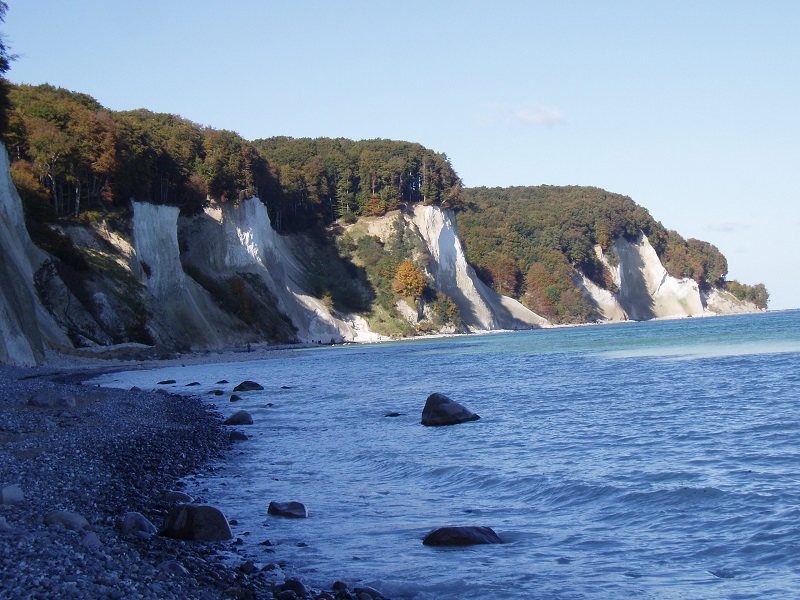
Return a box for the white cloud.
[705,220,743,233]
[481,102,567,127]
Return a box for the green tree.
[0,1,14,137]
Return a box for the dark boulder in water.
[157,379,176,385]
[268,501,308,518]
[161,504,232,541]
[274,578,311,598]
[422,526,502,546]
[234,380,264,392]
[420,393,480,426]
[224,410,253,425]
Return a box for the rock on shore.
[0,363,392,600]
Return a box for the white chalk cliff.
[0,143,761,365]
[0,143,70,365]
[132,201,255,349]
[180,197,380,344]
[575,232,759,321]
[409,205,550,330]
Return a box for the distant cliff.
[0,134,766,366]
[573,233,760,321]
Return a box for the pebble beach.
[0,347,387,600]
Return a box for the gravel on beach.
[0,362,381,600]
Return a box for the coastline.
[0,352,387,600]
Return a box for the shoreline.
[0,357,388,600]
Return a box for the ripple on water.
[88,311,800,599]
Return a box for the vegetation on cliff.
[5,84,461,234]
[458,186,768,322]
[2,82,767,329]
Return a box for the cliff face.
[0,147,759,365]
[408,205,549,331]
[179,198,380,344]
[575,233,760,321]
[0,144,70,365]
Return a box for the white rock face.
[702,288,760,315]
[132,201,251,348]
[577,233,759,321]
[410,204,549,331]
[184,197,383,344]
[572,271,628,321]
[614,233,705,319]
[0,144,70,365]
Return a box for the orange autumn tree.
[392,260,426,299]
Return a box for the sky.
[5,0,799,309]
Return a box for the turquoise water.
[94,311,800,598]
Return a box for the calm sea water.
[93,311,800,599]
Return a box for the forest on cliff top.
[1,83,769,323]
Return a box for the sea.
[91,310,800,599]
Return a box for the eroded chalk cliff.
[0,144,70,365]
[0,145,761,365]
[575,233,760,321]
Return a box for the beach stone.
[157,379,176,385]
[354,586,386,599]
[233,380,264,392]
[0,516,12,533]
[229,394,242,402]
[27,390,76,409]
[157,560,189,575]
[268,501,308,519]
[130,386,141,392]
[208,389,224,396]
[229,431,248,441]
[1,484,24,505]
[161,504,233,541]
[422,526,502,546]
[120,512,157,537]
[80,531,102,549]
[162,490,194,503]
[275,578,311,598]
[384,412,402,417]
[185,381,200,387]
[44,510,90,531]
[217,379,229,384]
[224,410,253,425]
[420,393,480,426]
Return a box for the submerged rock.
[233,380,264,392]
[157,379,176,385]
[224,410,253,425]
[161,504,233,541]
[422,526,503,546]
[420,393,480,426]
[268,501,308,519]
[229,431,248,441]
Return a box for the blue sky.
[5,1,799,309]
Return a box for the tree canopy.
[6,84,462,233]
[457,186,768,320]
[252,136,462,231]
